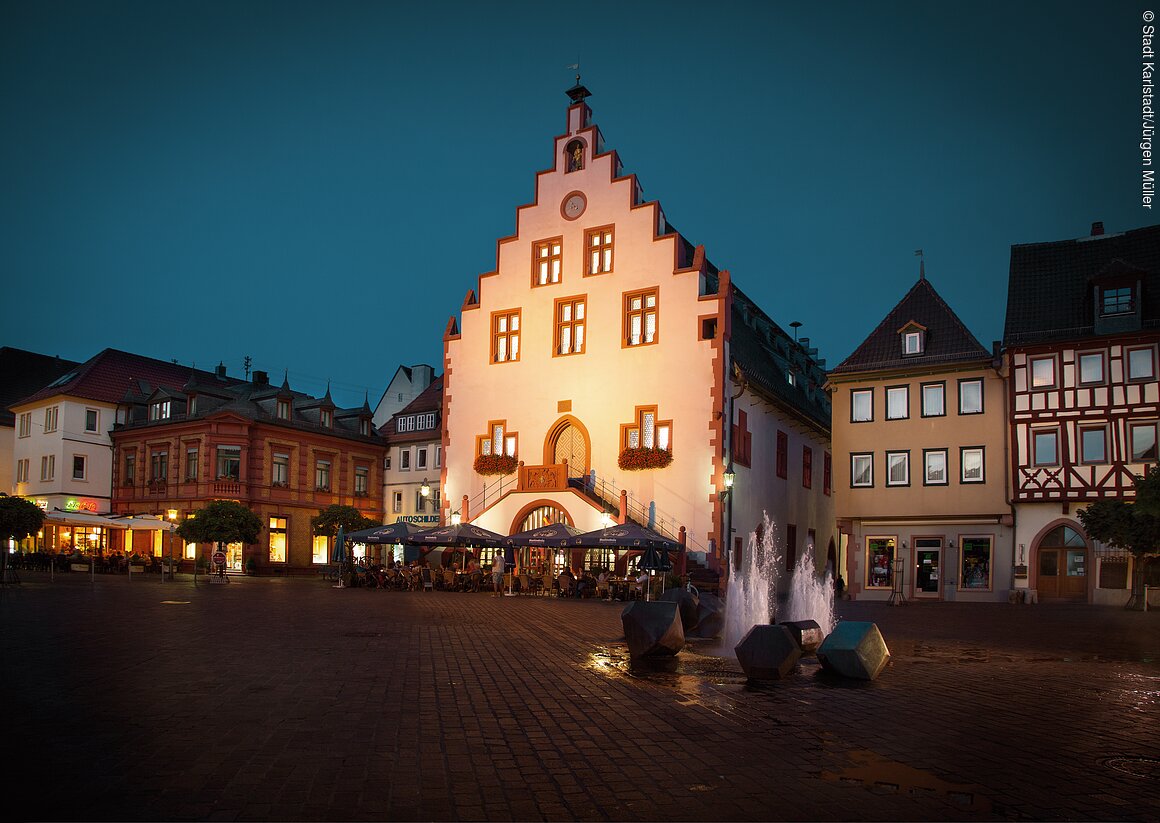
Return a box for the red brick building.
[110,369,385,574]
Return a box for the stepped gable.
[15,348,237,408]
[0,347,80,425]
[831,277,990,375]
[1003,223,1160,345]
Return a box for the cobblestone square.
[2,573,1158,821]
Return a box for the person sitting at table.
[580,570,599,598]
[596,569,610,600]
[557,567,575,597]
[634,568,649,599]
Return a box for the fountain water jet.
[723,511,781,648]
[782,546,836,635]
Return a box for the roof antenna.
[915,249,925,281]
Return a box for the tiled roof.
[1003,224,1160,345]
[830,277,991,375]
[0,347,81,425]
[729,286,831,432]
[116,371,382,444]
[12,348,235,408]
[385,376,443,444]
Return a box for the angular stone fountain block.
[780,619,824,655]
[621,601,685,659]
[734,624,801,681]
[660,587,700,631]
[816,621,890,681]
[687,592,724,638]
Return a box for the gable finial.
[565,60,590,103]
[914,249,925,281]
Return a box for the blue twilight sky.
[2,1,1156,408]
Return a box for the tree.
[176,500,261,560]
[1077,465,1160,610]
[0,494,46,582]
[310,505,378,537]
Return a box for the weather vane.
[914,249,925,280]
[567,58,580,84]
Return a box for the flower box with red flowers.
[473,453,519,476]
[618,447,673,471]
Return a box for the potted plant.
[473,453,519,476]
[617,447,673,471]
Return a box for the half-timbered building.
[1004,222,1160,604]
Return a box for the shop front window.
[866,537,894,589]
[268,517,287,563]
[312,534,329,564]
[960,536,993,590]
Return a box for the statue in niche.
[566,140,584,172]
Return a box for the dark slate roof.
[1003,224,1160,345]
[831,277,991,375]
[385,376,444,444]
[116,372,382,445]
[0,347,81,426]
[729,286,831,432]
[12,348,236,408]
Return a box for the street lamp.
[420,478,431,497]
[450,511,462,525]
[167,509,178,581]
[600,510,613,529]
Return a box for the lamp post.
[167,509,178,582]
[721,464,735,579]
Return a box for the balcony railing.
[213,480,242,496]
[147,479,167,494]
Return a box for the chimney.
[413,364,434,391]
[252,370,269,386]
[1091,221,1104,236]
[215,362,227,379]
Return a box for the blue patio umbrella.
[333,525,347,565]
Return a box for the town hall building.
[439,82,834,578]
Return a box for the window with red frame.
[776,430,788,479]
[732,410,752,467]
[802,446,813,488]
[823,451,832,496]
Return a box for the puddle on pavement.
[823,749,992,814]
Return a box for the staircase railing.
[467,471,518,517]
[569,468,709,556]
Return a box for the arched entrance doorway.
[510,501,574,576]
[545,417,590,480]
[1035,524,1087,600]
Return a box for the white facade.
[373,365,435,430]
[10,395,116,513]
[439,89,834,574]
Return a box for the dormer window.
[359,418,370,436]
[320,408,332,428]
[149,400,171,421]
[276,399,291,420]
[897,321,927,356]
[1101,286,1133,316]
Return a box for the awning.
[108,514,178,532]
[43,509,128,530]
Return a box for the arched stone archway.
[543,415,591,479]
[509,500,575,577]
[1032,519,1089,601]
